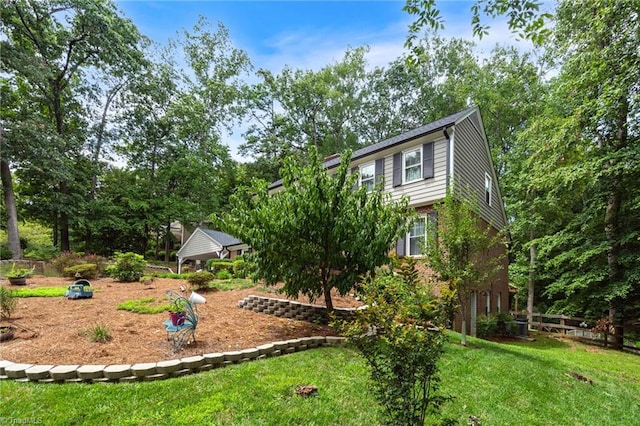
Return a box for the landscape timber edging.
[0,335,347,384]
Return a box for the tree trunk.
[1,160,22,259]
[323,282,334,312]
[527,239,536,324]
[604,96,627,350]
[59,181,70,252]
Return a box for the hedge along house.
[176,227,249,274]
[269,106,509,337]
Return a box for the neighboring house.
[176,227,249,273]
[269,105,509,336]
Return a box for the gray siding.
[386,136,448,206]
[451,116,506,229]
[178,229,222,259]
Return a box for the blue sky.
[114,1,536,159]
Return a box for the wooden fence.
[511,312,640,353]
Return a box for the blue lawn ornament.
[64,279,93,299]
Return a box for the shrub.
[86,323,112,343]
[206,259,234,275]
[187,271,215,291]
[495,311,517,336]
[0,287,18,319]
[50,251,85,274]
[50,251,107,276]
[216,270,233,280]
[477,312,517,339]
[233,258,248,278]
[63,263,98,279]
[105,252,147,282]
[476,315,498,339]
[337,258,452,425]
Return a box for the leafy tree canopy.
[220,148,412,310]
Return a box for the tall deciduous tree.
[240,48,370,168]
[220,149,412,310]
[1,0,144,252]
[530,1,640,347]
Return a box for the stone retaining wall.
[0,336,346,383]
[237,295,362,323]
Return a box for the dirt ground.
[0,275,362,365]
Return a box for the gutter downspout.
[443,127,453,188]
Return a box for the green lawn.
[1,333,638,425]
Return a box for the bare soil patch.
[0,276,361,365]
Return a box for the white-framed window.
[360,162,375,192]
[496,292,502,313]
[404,148,422,183]
[485,291,491,314]
[408,216,426,256]
[484,173,492,206]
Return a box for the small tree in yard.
[220,148,412,310]
[338,258,453,426]
[425,186,505,346]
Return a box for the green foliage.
[63,263,98,279]
[5,263,33,278]
[338,259,451,425]
[232,258,248,279]
[186,271,215,291]
[50,251,107,276]
[10,286,67,298]
[477,312,517,339]
[105,252,147,282]
[169,298,188,314]
[86,323,112,343]
[425,185,505,344]
[116,298,170,314]
[476,315,498,339]
[0,287,18,319]
[2,340,640,424]
[209,278,255,291]
[403,0,551,65]
[216,270,232,280]
[206,259,234,275]
[221,148,411,310]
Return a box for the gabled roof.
[199,228,243,247]
[269,106,477,190]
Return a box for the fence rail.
[511,311,640,353]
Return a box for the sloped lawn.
[1,334,638,425]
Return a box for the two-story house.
[269,106,509,336]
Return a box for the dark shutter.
[393,153,402,187]
[423,142,434,179]
[396,235,405,257]
[375,158,385,187]
[351,167,358,190]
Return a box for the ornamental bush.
[187,271,215,291]
[105,252,147,282]
[337,258,453,426]
[63,263,98,279]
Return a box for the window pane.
[405,149,420,167]
[360,164,375,192]
[408,218,425,256]
[404,149,421,182]
[360,164,374,180]
[405,165,421,182]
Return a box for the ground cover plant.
[8,286,67,298]
[2,335,638,425]
[116,297,170,314]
